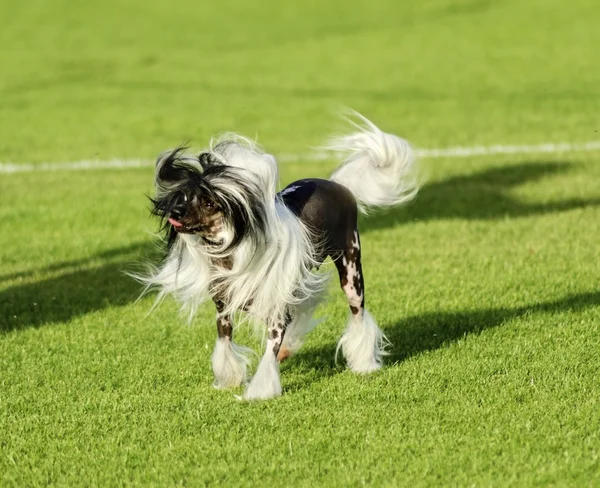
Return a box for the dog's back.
[279,178,358,262]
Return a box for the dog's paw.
[211,339,253,388]
[276,346,293,362]
[242,352,282,400]
[242,379,282,400]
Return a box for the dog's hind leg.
[335,229,389,373]
[211,299,253,389]
[277,297,323,362]
[244,311,291,400]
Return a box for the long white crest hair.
[138,135,329,325]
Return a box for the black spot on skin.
[214,298,233,338]
[217,316,233,338]
[270,329,279,340]
[348,246,359,260]
[333,229,367,313]
[352,275,361,294]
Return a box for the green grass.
[1,0,600,486]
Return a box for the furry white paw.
[243,351,282,400]
[211,338,253,389]
[337,309,389,373]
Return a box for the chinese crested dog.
[138,113,418,400]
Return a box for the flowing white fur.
[139,137,329,327]
[336,310,390,373]
[211,338,254,388]
[244,350,281,400]
[328,112,419,214]
[135,113,418,400]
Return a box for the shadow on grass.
[286,291,600,388]
[0,242,157,333]
[360,161,600,232]
[0,242,149,284]
[2,161,598,334]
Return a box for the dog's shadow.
[0,242,157,333]
[283,290,600,391]
[2,160,598,336]
[359,161,600,232]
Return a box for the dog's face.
[151,148,267,250]
[162,185,224,238]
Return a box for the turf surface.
[1,0,599,486]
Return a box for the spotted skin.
[214,270,290,358]
[334,229,365,319]
[280,179,367,321]
[214,298,233,339]
[267,310,292,357]
[210,255,236,340]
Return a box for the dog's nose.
[170,204,186,220]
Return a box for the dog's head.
[151,147,268,251]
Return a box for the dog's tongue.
[168,218,183,228]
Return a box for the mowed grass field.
[1,0,600,485]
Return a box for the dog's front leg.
[244,311,291,400]
[211,298,253,389]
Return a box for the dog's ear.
[155,147,190,183]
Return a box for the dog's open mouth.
[168,216,223,236]
[168,217,183,228]
[167,218,199,233]
[168,219,201,233]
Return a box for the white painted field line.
[416,141,600,158]
[0,159,149,174]
[1,140,600,174]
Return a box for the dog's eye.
[204,200,214,208]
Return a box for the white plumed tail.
[328,112,419,214]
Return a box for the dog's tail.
[327,112,419,214]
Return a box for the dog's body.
[139,114,418,399]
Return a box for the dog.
[138,113,418,400]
